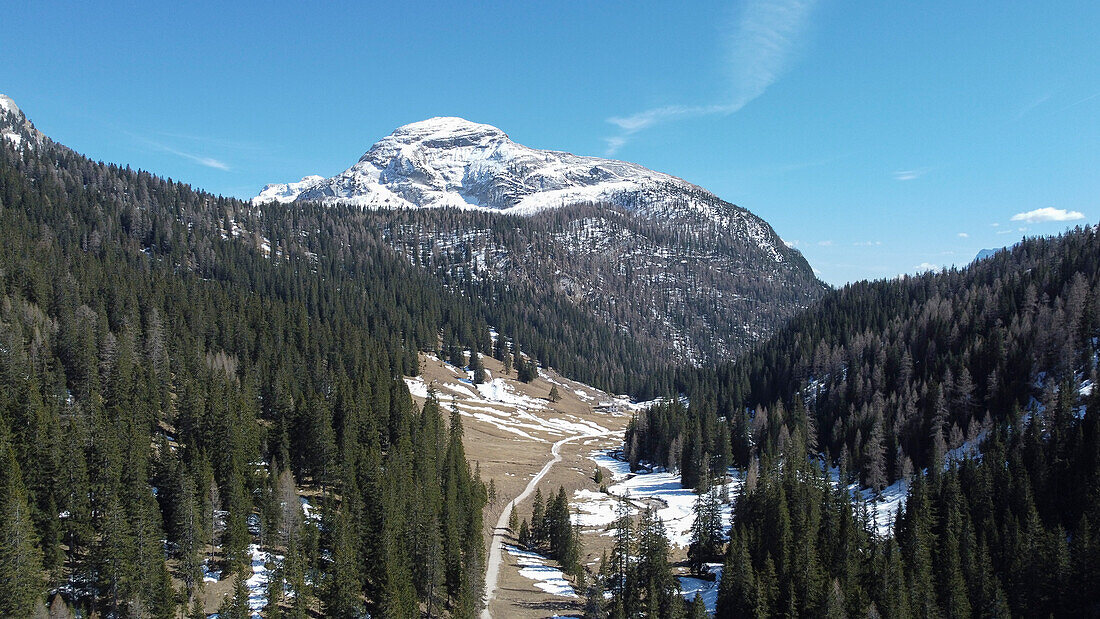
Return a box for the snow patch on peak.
[387,116,508,144]
[0,94,22,117]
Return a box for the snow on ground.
[243,544,289,616]
[826,428,986,539]
[404,376,430,399]
[573,450,739,547]
[404,360,620,444]
[856,479,909,538]
[299,497,319,523]
[476,377,547,410]
[503,544,578,597]
[945,430,987,464]
[679,563,723,614]
[202,559,221,583]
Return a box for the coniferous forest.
[0,112,491,616]
[3,96,1100,618]
[621,225,1100,617]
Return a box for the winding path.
[481,430,611,618]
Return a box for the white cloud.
[957,232,969,238]
[604,0,816,153]
[914,262,940,272]
[1010,207,1085,223]
[817,240,833,246]
[783,239,801,247]
[852,240,882,246]
[892,168,930,181]
[603,136,627,155]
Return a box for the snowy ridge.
[253,175,325,204]
[253,117,786,261]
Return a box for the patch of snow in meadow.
[476,377,546,410]
[407,360,621,444]
[504,544,577,597]
[572,489,636,527]
[404,376,430,399]
[573,450,738,547]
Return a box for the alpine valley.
[2,88,1099,619]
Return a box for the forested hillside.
[645,227,1100,483]
[375,203,822,372]
[620,225,1100,616]
[0,107,487,616]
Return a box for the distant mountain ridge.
[256,117,826,364]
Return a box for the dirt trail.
[481,430,610,618]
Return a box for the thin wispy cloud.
[1010,207,1085,223]
[817,240,833,246]
[160,144,231,170]
[914,262,940,272]
[892,167,931,181]
[603,136,627,155]
[853,240,882,246]
[127,130,231,170]
[1013,93,1051,121]
[957,232,969,238]
[604,0,816,154]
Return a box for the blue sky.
[2,1,1097,284]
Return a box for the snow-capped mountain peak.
[251,117,781,249]
[376,116,510,148]
[252,116,696,213]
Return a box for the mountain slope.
[0,94,500,616]
[257,117,826,364]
